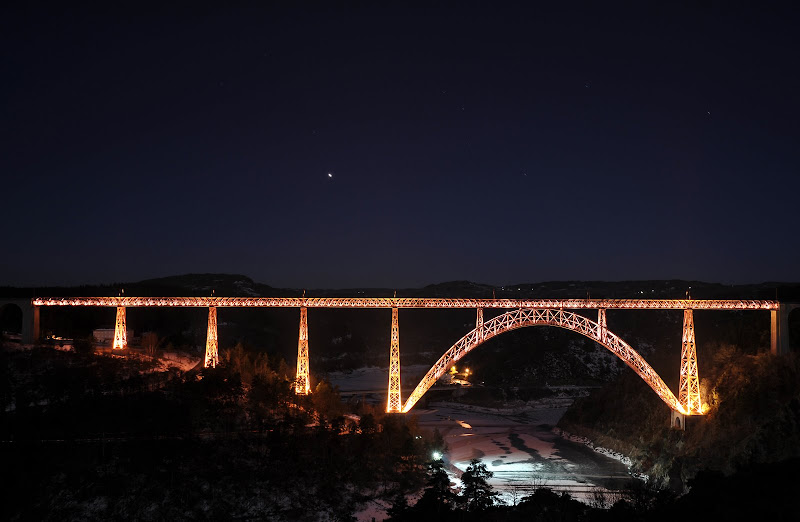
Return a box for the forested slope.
[560,348,800,490]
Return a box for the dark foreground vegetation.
[561,349,800,492]
[4,343,799,520]
[0,345,439,520]
[3,276,800,519]
[386,454,800,521]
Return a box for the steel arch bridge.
[402,308,683,414]
[28,295,793,424]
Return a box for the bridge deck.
[32,297,778,310]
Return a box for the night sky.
[2,4,798,288]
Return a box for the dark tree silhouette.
[460,458,498,511]
[386,490,410,521]
[413,458,456,515]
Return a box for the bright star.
[328,173,333,178]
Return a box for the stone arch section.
[402,308,683,414]
[0,299,38,344]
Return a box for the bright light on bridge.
[27,293,787,426]
[31,297,779,310]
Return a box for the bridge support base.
[670,410,685,430]
[204,306,218,368]
[295,307,310,395]
[597,308,607,342]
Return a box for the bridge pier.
[476,307,483,342]
[387,307,401,413]
[295,307,310,395]
[679,309,702,415]
[597,308,607,342]
[112,306,127,350]
[19,303,40,345]
[204,306,218,368]
[771,304,794,355]
[32,305,40,343]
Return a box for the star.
[328,173,333,178]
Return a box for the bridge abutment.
[771,304,796,355]
[0,299,38,345]
[670,410,685,430]
[32,305,40,343]
[21,304,40,344]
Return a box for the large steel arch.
[402,308,684,414]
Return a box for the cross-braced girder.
[204,306,218,368]
[402,308,685,414]
[597,308,607,342]
[112,306,127,350]
[387,308,402,412]
[476,308,484,342]
[295,307,311,395]
[33,297,779,311]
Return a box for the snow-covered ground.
[158,351,200,372]
[416,400,634,505]
[333,368,639,520]
[327,364,432,405]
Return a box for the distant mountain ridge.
[2,273,800,300]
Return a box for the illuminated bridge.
[7,296,794,428]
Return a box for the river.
[328,366,636,505]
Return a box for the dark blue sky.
[2,4,798,288]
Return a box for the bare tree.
[528,469,548,492]
[508,482,525,506]
[590,486,611,509]
[142,332,159,359]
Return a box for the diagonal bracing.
[402,308,686,414]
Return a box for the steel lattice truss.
[295,307,311,395]
[679,310,702,414]
[387,308,402,413]
[204,307,218,368]
[402,308,684,414]
[32,297,778,310]
[113,306,127,350]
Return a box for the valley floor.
[328,367,639,520]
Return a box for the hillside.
[4,274,800,300]
[4,274,800,500]
[559,348,800,491]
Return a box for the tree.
[73,335,95,355]
[460,458,498,511]
[142,332,159,359]
[312,380,343,418]
[386,490,410,521]
[359,413,377,436]
[413,458,456,515]
[277,357,291,381]
[430,427,446,454]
